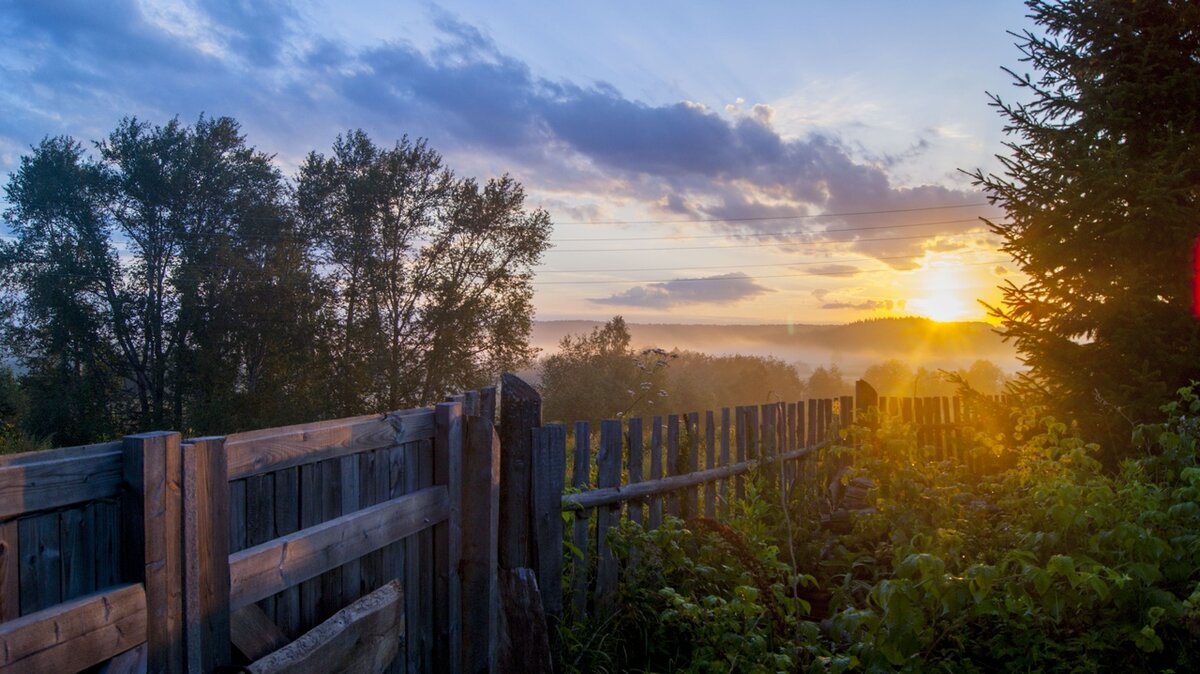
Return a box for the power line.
[548,231,1001,254]
[554,217,989,242]
[553,202,992,225]
[532,259,1011,286]
[537,252,1008,274]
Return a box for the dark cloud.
[590,272,771,309]
[821,299,896,311]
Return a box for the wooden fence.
[0,375,1010,673]
[519,383,1013,630]
[0,389,506,674]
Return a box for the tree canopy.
[1,118,551,443]
[971,0,1200,448]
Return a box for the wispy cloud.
[821,299,897,311]
[590,273,772,309]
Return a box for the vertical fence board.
[594,420,622,616]
[666,415,680,518]
[685,412,699,520]
[531,423,564,660]
[182,436,232,673]
[464,415,502,674]
[298,462,321,634]
[648,418,663,530]
[704,411,716,519]
[433,402,463,674]
[499,374,541,571]
[94,500,120,589]
[340,455,362,606]
[273,466,301,638]
[122,431,184,674]
[735,407,747,501]
[59,505,95,602]
[417,438,435,672]
[571,422,590,621]
[806,400,818,448]
[0,520,16,621]
[719,408,731,516]
[228,480,247,555]
[627,418,644,527]
[245,473,276,621]
[18,513,60,614]
[319,458,344,620]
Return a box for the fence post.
[499,373,541,570]
[122,431,185,674]
[855,380,878,424]
[461,412,500,674]
[434,402,464,674]
[180,436,231,673]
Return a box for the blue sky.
[0,0,1035,323]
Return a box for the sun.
[908,265,977,322]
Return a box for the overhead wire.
[552,202,992,225]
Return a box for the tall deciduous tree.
[297,131,551,412]
[971,0,1200,446]
[2,117,318,439]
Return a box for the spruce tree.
[971,0,1200,450]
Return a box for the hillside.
[530,317,1018,376]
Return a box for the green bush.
[565,386,1200,672]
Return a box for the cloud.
[590,272,772,309]
[993,264,1010,276]
[0,3,998,269]
[807,264,860,277]
[821,299,896,311]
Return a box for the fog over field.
[530,317,1019,381]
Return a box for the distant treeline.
[0,117,551,448]
[539,316,1009,424]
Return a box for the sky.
[0,0,1036,324]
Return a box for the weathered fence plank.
[627,418,644,527]
[230,486,449,611]
[570,422,590,621]
[648,417,663,529]
[704,411,716,518]
[182,436,232,673]
[433,402,463,674]
[666,415,680,518]
[0,582,147,674]
[499,373,541,571]
[531,424,564,634]
[594,420,622,617]
[122,431,185,674]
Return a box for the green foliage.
[1,119,551,441]
[296,131,551,413]
[969,0,1200,450]
[563,475,819,673]
[0,366,47,454]
[572,387,1200,672]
